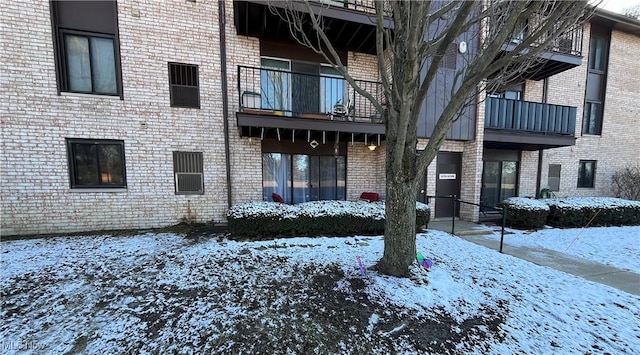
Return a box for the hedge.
[227,200,430,239]
[500,197,550,230]
[544,197,640,228]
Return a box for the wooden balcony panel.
[484,97,577,150]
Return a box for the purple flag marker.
[356,256,366,276]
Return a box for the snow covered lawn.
[485,225,640,273]
[1,230,639,354]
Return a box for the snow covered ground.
[484,225,640,273]
[1,230,639,354]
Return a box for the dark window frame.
[50,0,123,98]
[66,138,127,189]
[58,29,120,96]
[173,151,204,195]
[582,101,603,135]
[577,160,596,188]
[582,27,610,135]
[168,62,201,108]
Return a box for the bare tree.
[272,0,593,276]
[623,4,640,20]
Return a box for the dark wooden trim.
[237,112,385,135]
[484,130,576,151]
[262,139,346,155]
[261,40,348,65]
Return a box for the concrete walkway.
[426,219,640,296]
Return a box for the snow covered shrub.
[500,197,550,230]
[544,197,640,228]
[226,201,430,239]
[611,164,640,201]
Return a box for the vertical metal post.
[451,195,456,235]
[500,205,507,253]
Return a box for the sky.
[600,0,640,14]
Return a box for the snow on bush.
[227,200,430,239]
[501,197,550,211]
[544,197,640,209]
[228,200,429,220]
[543,197,640,228]
[500,197,550,230]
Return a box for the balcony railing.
[490,16,583,57]
[309,0,392,16]
[238,65,384,123]
[485,97,576,135]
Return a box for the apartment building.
[1,1,638,236]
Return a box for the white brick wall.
[3,3,638,236]
[2,0,230,235]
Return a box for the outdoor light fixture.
[368,142,377,151]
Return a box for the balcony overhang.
[237,111,385,144]
[484,129,576,151]
[233,0,386,55]
[499,43,583,81]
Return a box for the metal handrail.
[425,194,509,253]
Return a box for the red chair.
[272,192,285,203]
[359,192,379,202]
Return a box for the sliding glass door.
[481,161,518,208]
[263,153,346,203]
[261,58,290,112]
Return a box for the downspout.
[535,78,549,198]
[218,0,232,209]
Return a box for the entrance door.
[435,152,462,218]
[481,160,518,208]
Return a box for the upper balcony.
[484,97,577,150]
[233,0,391,55]
[492,21,584,81]
[236,65,384,143]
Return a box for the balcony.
[484,97,577,150]
[233,0,391,55]
[236,66,384,143]
[493,23,584,81]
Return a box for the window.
[588,35,608,71]
[173,152,204,194]
[261,58,291,112]
[320,65,347,113]
[577,160,596,188]
[548,164,561,191]
[262,153,346,204]
[487,82,523,101]
[169,63,200,108]
[582,28,610,135]
[260,57,347,116]
[582,101,602,135]
[51,1,121,96]
[481,160,519,208]
[67,139,126,188]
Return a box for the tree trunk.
[377,173,417,277]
